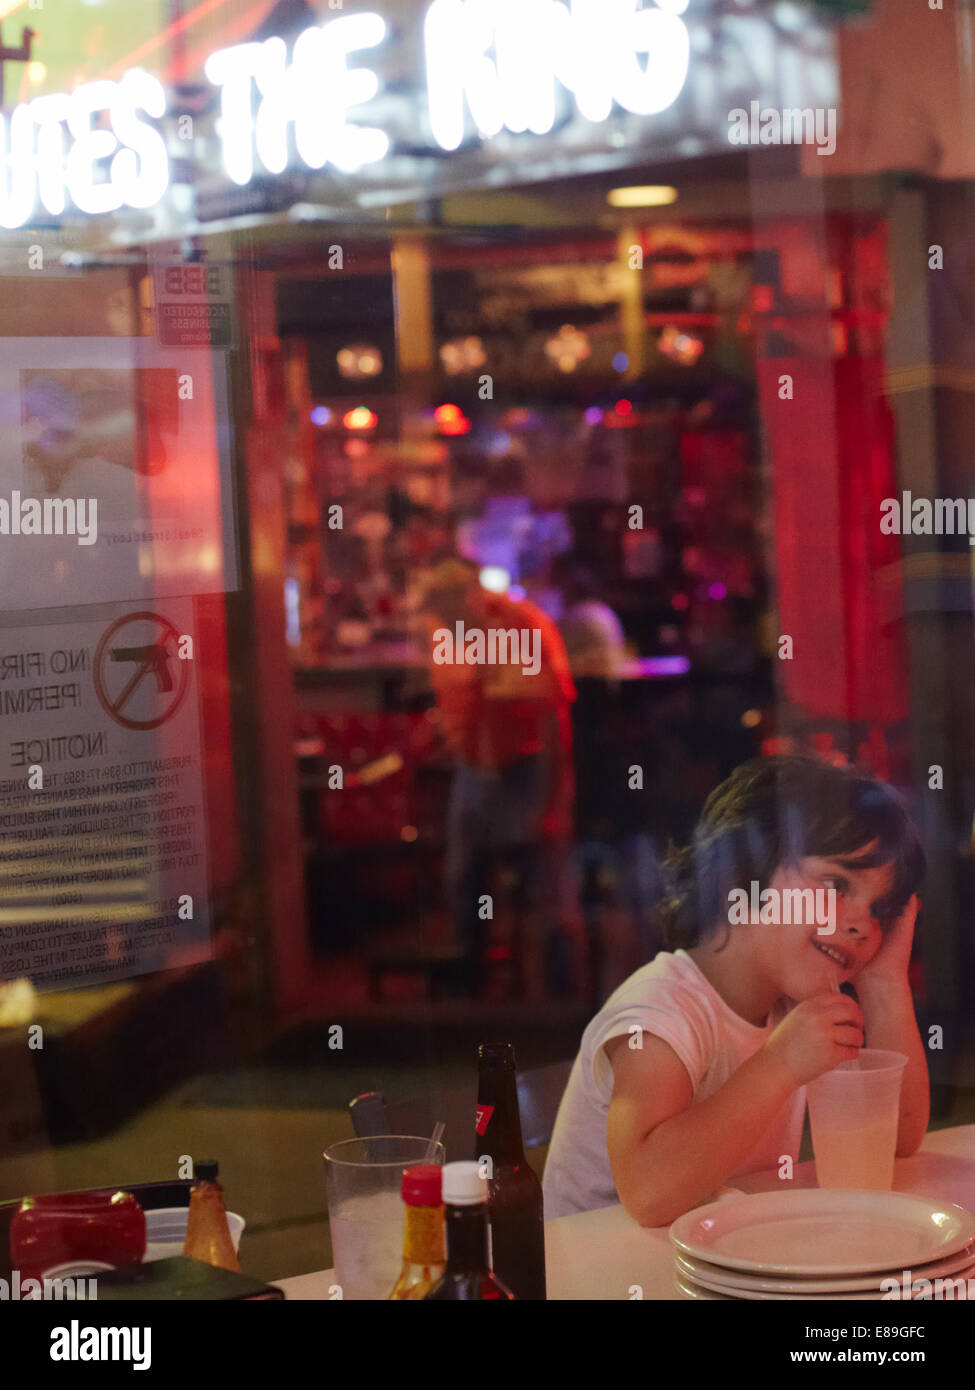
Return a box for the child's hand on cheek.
[852,894,919,992]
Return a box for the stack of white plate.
[670,1190,975,1300]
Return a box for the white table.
[276,1125,975,1301]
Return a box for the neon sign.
[0,1,692,227]
[0,67,168,228]
[424,0,691,152]
[204,13,389,186]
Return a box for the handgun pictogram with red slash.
[108,640,174,707]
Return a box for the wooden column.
[391,235,435,384]
[616,222,646,381]
[230,252,308,1017]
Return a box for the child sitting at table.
[542,754,928,1224]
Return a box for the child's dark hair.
[661,755,925,949]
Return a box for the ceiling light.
[608,185,678,208]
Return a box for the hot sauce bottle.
[182,1160,240,1272]
[424,1162,515,1301]
[388,1164,445,1299]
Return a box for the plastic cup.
[807,1049,908,1190]
[323,1136,445,1300]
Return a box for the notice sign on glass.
[0,599,210,991]
[153,259,236,350]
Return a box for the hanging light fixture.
[544,324,591,374]
[658,324,704,366]
[337,344,383,381]
[440,336,486,374]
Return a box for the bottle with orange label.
[182,1160,240,1272]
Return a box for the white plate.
[670,1190,975,1276]
[675,1272,731,1300]
[676,1266,895,1301]
[674,1242,975,1295]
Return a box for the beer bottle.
[388,1164,445,1300]
[182,1160,240,1272]
[475,1042,546,1300]
[424,1162,514,1300]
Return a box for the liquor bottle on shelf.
[423,1163,515,1301]
[182,1160,240,1272]
[476,1042,547,1300]
[388,1165,445,1300]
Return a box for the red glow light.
[434,403,471,435]
[615,399,633,417]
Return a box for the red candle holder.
[11,1191,146,1281]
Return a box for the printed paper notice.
[0,601,210,990]
[0,337,237,612]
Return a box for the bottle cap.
[478,1042,516,1068]
[193,1160,219,1182]
[401,1164,442,1207]
[441,1161,488,1207]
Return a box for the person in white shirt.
[543,755,929,1224]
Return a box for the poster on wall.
[0,337,238,613]
[0,599,210,991]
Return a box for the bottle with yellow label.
[388,1165,445,1299]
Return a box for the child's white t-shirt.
[542,949,806,1220]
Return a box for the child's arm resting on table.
[605,992,865,1228]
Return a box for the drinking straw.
[424,1121,446,1163]
[826,961,864,1052]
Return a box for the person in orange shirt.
[421,558,577,996]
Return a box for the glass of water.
[323,1136,445,1300]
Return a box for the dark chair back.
[517,1060,573,1148]
[348,1059,573,1161]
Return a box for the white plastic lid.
[441,1161,488,1206]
